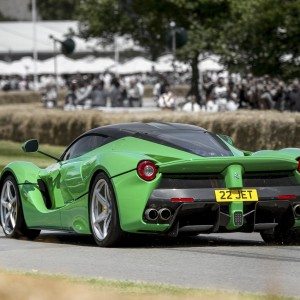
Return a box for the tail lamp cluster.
[137,160,158,181]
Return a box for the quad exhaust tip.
[158,208,172,221]
[293,204,300,217]
[144,208,158,221]
[144,208,172,222]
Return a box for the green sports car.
[1,122,300,246]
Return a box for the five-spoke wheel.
[0,175,40,239]
[1,179,18,235]
[89,173,123,247]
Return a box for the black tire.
[89,173,124,247]
[260,228,299,245]
[0,175,40,240]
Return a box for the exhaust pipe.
[144,208,158,221]
[158,208,172,222]
[294,204,300,217]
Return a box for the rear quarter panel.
[0,161,61,228]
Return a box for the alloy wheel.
[90,179,112,241]
[0,180,18,235]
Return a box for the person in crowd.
[181,94,202,112]
[41,82,58,108]
[258,84,274,109]
[90,80,108,107]
[1,76,11,91]
[75,79,92,106]
[157,84,176,110]
[287,79,300,112]
[153,80,161,104]
[212,77,228,111]
[136,79,144,105]
[110,76,123,107]
[64,79,78,107]
[127,79,142,107]
[237,79,249,108]
[273,81,286,111]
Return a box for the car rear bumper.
[140,186,300,235]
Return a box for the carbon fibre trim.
[158,171,298,190]
[149,186,300,202]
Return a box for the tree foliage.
[77,0,184,60]
[221,0,300,78]
[77,0,231,99]
[38,0,299,91]
[36,0,79,20]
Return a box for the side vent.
[37,179,52,209]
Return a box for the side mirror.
[22,139,39,153]
[219,134,234,146]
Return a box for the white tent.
[4,56,35,75]
[155,54,174,72]
[155,54,190,73]
[0,60,12,75]
[1,55,227,76]
[74,56,115,73]
[37,55,77,74]
[198,56,224,72]
[110,57,156,74]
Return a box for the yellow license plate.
[215,189,258,202]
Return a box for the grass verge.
[0,140,64,171]
[0,270,294,300]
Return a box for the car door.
[59,134,109,203]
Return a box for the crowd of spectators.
[0,75,35,91]
[0,72,299,112]
[201,74,300,112]
[61,73,144,109]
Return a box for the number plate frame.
[215,189,258,202]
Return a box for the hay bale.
[0,104,299,151]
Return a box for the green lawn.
[0,140,65,171]
[0,270,293,300]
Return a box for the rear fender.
[1,161,41,184]
[278,148,300,160]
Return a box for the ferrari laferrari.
[1,122,300,246]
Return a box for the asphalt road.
[0,230,300,297]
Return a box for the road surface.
[0,231,300,297]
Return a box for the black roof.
[87,122,206,138]
[70,122,232,158]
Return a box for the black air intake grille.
[243,172,298,187]
[159,174,225,189]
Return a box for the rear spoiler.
[157,156,297,174]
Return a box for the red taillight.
[171,197,195,203]
[277,194,296,200]
[137,160,158,181]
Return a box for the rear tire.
[89,173,123,247]
[0,175,40,240]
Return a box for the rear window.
[154,130,233,157]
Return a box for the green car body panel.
[1,123,300,236]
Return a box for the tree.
[77,0,182,60]
[77,0,231,102]
[169,0,231,101]
[35,0,79,20]
[220,0,300,78]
